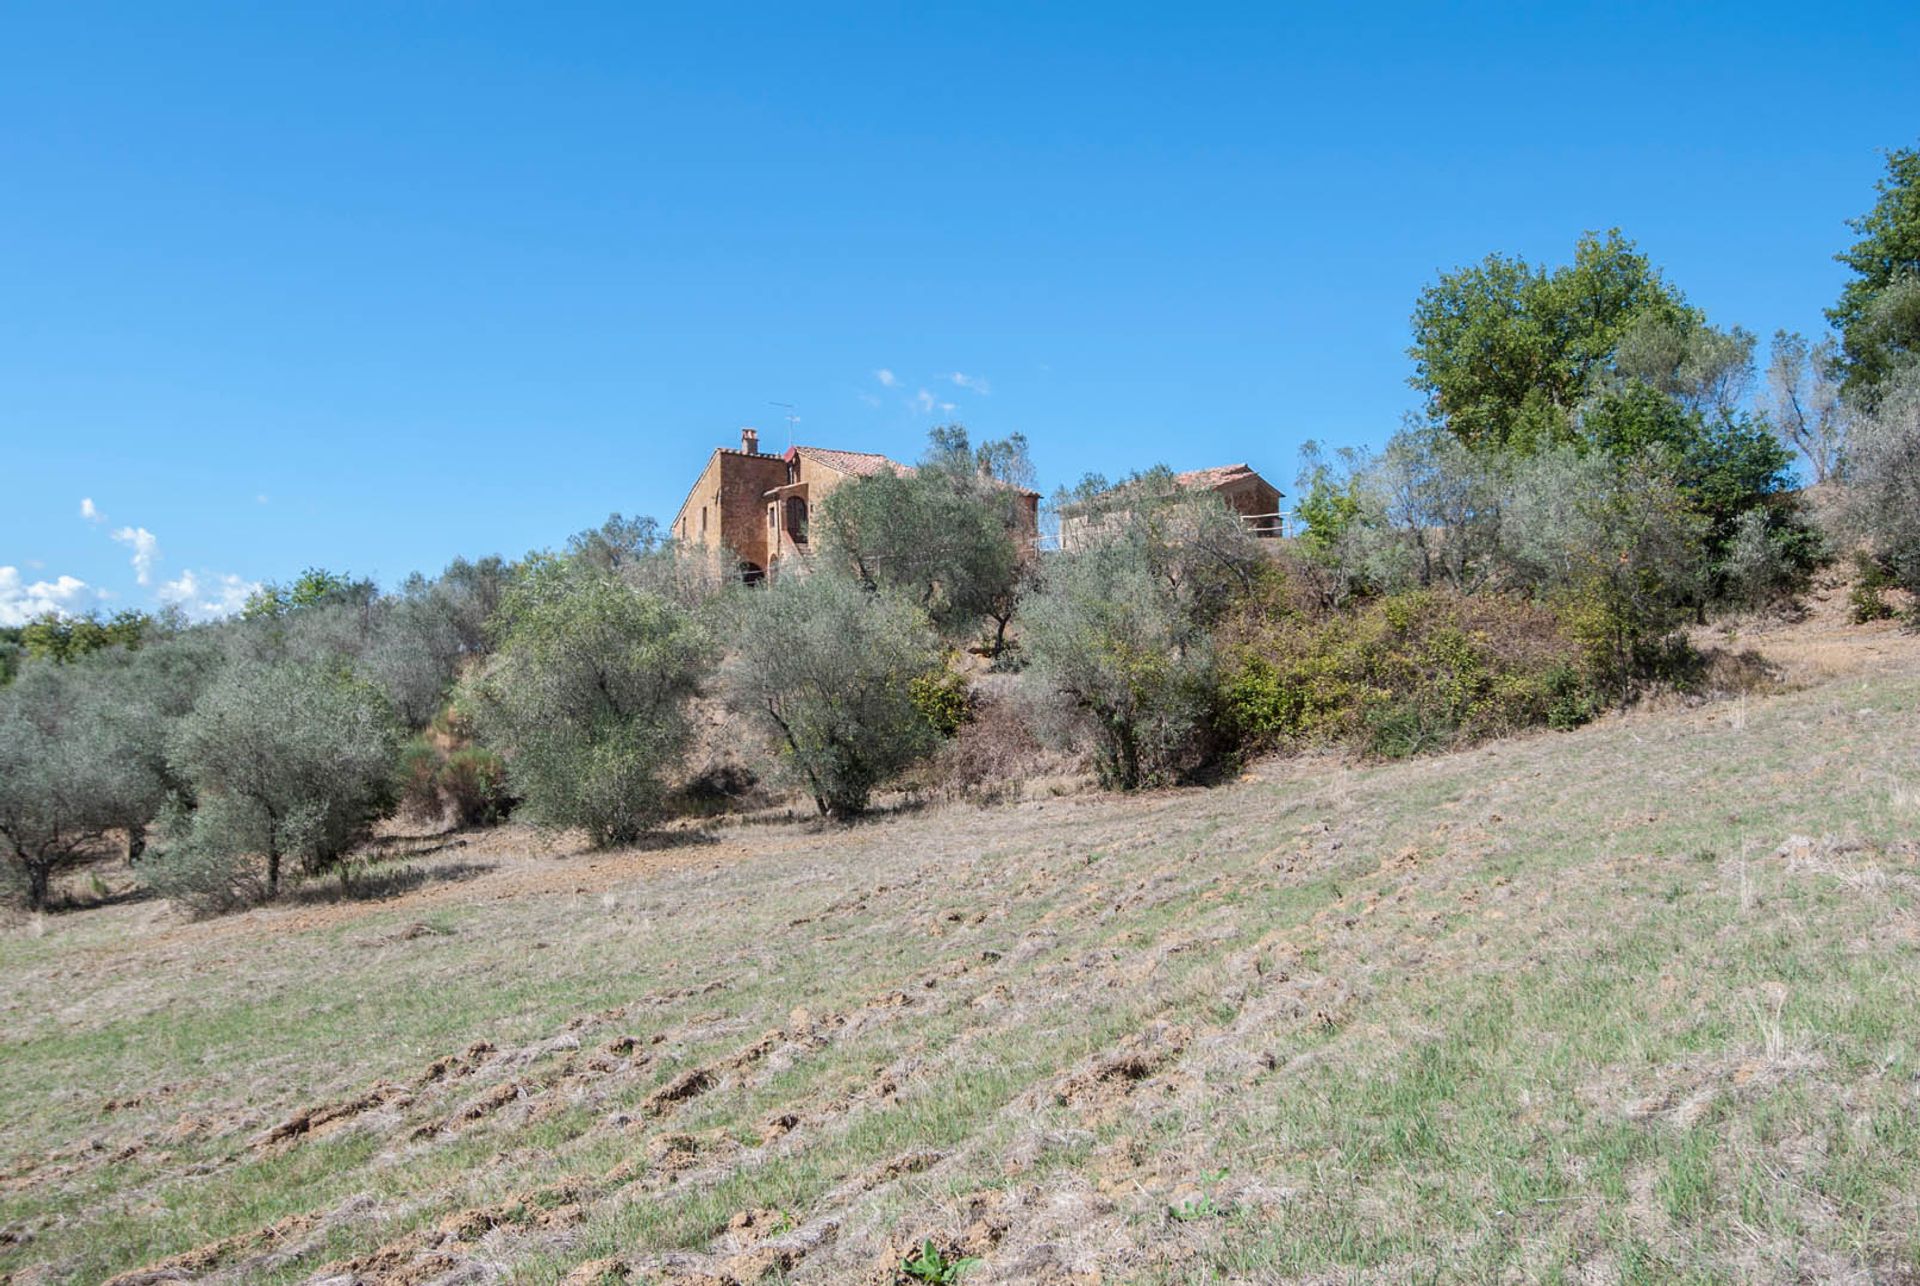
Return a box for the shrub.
[438,747,511,827]
[721,572,943,819]
[1216,589,1597,759]
[1362,698,1452,760]
[394,728,511,829]
[465,562,708,846]
[909,665,973,738]
[676,762,761,814]
[1716,505,1823,611]
[1544,661,1601,730]
[138,838,270,917]
[167,662,402,899]
[1849,551,1899,623]
[396,736,443,821]
[924,683,1057,805]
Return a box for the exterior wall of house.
[1214,477,1284,533]
[1055,510,1103,553]
[1011,492,1041,549]
[670,448,788,576]
[764,453,856,576]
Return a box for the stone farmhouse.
[1057,462,1285,551]
[672,428,1042,581]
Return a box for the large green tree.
[1409,229,1695,452]
[19,609,158,663]
[1828,144,1920,401]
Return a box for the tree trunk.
[125,825,146,865]
[989,613,1012,659]
[266,846,281,899]
[1108,717,1140,791]
[26,861,50,913]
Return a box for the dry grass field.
[3,576,1918,1284]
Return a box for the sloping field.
[3,605,1918,1284]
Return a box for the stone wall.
[672,449,787,574]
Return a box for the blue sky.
[4,3,1917,621]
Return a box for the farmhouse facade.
[672,429,1041,580]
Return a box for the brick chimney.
[740,427,760,455]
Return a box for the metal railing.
[1242,511,1289,538]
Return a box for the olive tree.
[812,440,1027,650]
[721,572,942,819]
[163,661,402,899]
[1765,331,1848,485]
[568,513,666,573]
[0,664,122,909]
[361,589,467,728]
[1020,482,1255,789]
[1058,469,1263,622]
[465,561,708,845]
[1499,448,1705,692]
[1841,365,1920,598]
[81,634,226,861]
[1020,541,1216,790]
[1317,421,1505,595]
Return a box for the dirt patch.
[251,1081,411,1150]
[1050,1023,1190,1112]
[644,1066,715,1114]
[100,1213,316,1285]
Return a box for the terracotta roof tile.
[793,446,915,478]
[1173,462,1260,489]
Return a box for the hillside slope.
[2,601,1918,1284]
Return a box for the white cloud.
[874,368,898,388]
[939,401,957,413]
[79,497,105,523]
[913,389,936,414]
[256,493,270,506]
[159,569,259,621]
[948,371,991,395]
[0,566,101,625]
[857,391,882,407]
[111,525,160,585]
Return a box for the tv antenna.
[769,402,799,451]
